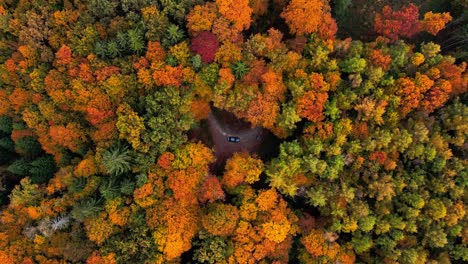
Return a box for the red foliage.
[95,66,121,82]
[199,176,225,203]
[369,151,388,165]
[374,4,421,41]
[86,94,115,125]
[10,129,34,142]
[190,31,219,63]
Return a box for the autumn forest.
[0,0,467,263]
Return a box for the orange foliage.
[168,168,204,206]
[153,65,183,87]
[212,17,244,44]
[246,93,280,130]
[10,129,34,141]
[85,213,116,245]
[157,152,175,170]
[190,98,211,121]
[438,61,467,95]
[301,229,325,257]
[396,77,424,116]
[281,0,336,39]
[147,200,200,260]
[78,63,95,83]
[222,152,264,189]
[296,91,328,122]
[0,90,10,115]
[215,0,252,31]
[133,183,156,208]
[251,0,269,16]
[74,155,98,178]
[369,151,388,165]
[86,251,116,264]
[243,59,267,86]
[8,88,30,112]
[186,3,218,34]
[95,66,120,82]
[421,80,452,113]
[55,45,73,67]
[256,189,278,211]
[146,41,166,62]
[218,67,235,87]
[109,207,130,227]
[49,123,86,152]
[90,120,117,143]
[199,176,225,203]
[421,12,452,36]
[262,70,286,101]
[368,49,392,71]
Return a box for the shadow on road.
[189,106,281,175]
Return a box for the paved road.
[207,111,266,173]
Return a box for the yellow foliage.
[256,189,278,211]
[85,214,117,245]
[116,103,148,152]
[262,220,291,243]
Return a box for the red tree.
[190,31,219,63]
[374,4,420,41]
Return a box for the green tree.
[101,144,132,176]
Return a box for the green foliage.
[142,86,194,155]
[162,24,184,47]
[0,116,12,134]
[29,155,57,184]
[71,197,103,222]
[0,137,14,152]
[128,28,146,55]
[101,210,156,263]
[14,136,42,158]
[101,144,132,176]
[7,158,30,176]
[99,178,120,200]
[231,62,249,79]
[193,231,230,264]
[9,177,42,207]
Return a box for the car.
[227,136,240,143]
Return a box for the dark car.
[227,136,240,143]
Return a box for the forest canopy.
[0,0,466,263]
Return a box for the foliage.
[0,1,466,263]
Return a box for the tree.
[281,0,336,39]
[420,12,452,36]
[222,152,264,190]
[142,86,194,155]
[9,178,42,207]
[190,31,219,63]
[215,0,253,31]
[186,3,218,34]
[296,91,328,122]
[201,203,239,236]
[101,144,132,176]
[374,4,420,41]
